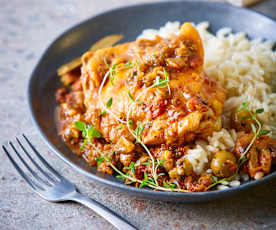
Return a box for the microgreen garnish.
[125,162,136,178]
[134,122,145,143]
[116,174,125,181]
[100,110,107,116]
[255,108,264,114]
[152,75,168,87]
[163,67,171,95]
[139,171,155,188]
[237,96,249,112]
[80,139,88,150]
[157,159,165,168]
[74,121,102,150]
[142,159,165,167]
[95,157,105,167]
[211,175,218,182]
[207,98,271,190]
[103,57,116,84]
[109,63,117,85]
[128,92,144,104]
[124,61,134,68]
[124,67,171,185]
[259,130,271,135]
[103,57,109,67]
[209,175,229,187]
[118,124,124,130]
[207,158,246,190]
[237,97,270,161]
[150,67,170,88]
[75,121,86,131]
[106,98,113,107]
[163,181,177,190]
[98,69,127,124]
[88,126,102,138]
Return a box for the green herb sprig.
[207,156,248,190]
[75,121,102,150]
[128,92,144,104]
[87,142,188,192]
[109,64,117,85]
[125,68,172,186]
[207,97,271,190]
[124,61,134,69]
[163,181,177,190]
[103,57,117,85]
[149,67,171,93]
[125,162,136,178]
[237,97,271,162]
[134,122,145,144]
[106,98,113,107]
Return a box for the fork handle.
[69,192,137,230]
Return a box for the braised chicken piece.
[56,22,228,190]
[234,133,276,179]
[80,23,226,148]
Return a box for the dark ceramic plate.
[28,1,276,203]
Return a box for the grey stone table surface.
[0,0,275,230]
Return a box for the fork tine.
[2,145,43,191]
[22,134,63,180]
[16,137,57,184]
[9,142,52,187]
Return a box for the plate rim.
[27,0,276,201]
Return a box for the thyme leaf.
[211,175,218,182]
[109,63,117,85]
[152,75,168,87]
[259,130,271,136]
[128,92,144,104]
[106,98,113,107]
[163,181,177,190]
[116,174,125,181]
[126,162,136,178]
[124,61,134,68]
[80,139,88,150]
[255,108,264,114]
[74,121,86,131]
[95,157,105,167]
[88,125,102,138]
[75,121,102,150]
[118,124,124,130]
[134,122,145,143]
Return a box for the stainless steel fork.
[2,134,137,230]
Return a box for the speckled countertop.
[0,0,276,230]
